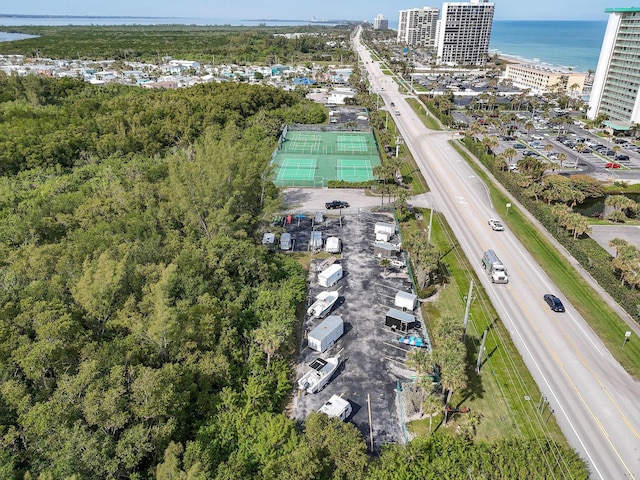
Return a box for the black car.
[543,294,565,312]
[325,200,350,210]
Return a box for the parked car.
[605,162,620,169]
[325,200,350,209]
[605,149,616,156]
[544,294,565,312]
[488,219,505,231]
[513,143,526,149]
[616,154,630,161]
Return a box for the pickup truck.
[325,200,349,210]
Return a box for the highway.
[353,28,640,479]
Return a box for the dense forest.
[0,25,356,64]
[0,73,325,175]
[0,74,588,478]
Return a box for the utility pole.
[462,281,474,342]
[427,204,434,243]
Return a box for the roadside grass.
[400,161,429,195]
[604,182,640,194]
[407,98,441,131]
[381,68,393,75]
[386,107,429,195]
[402,210,568,443]
[590,217,640,226]
[451,141,640,376]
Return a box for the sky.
[2,0,611,22]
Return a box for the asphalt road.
[355,28,640,479]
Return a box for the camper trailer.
[325,237,341,254]
[307,315,344,353]
[317,395,352,421]
[385,308,417,332]
[318,264,343,288]
[395,291,418,311]
[375,222,395,242]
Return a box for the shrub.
[607,210,627,223]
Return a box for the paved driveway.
[282,187,435,214]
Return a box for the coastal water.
[0,16,606,72]
[489,21,606,72]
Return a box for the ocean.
[489,21,606,73]
[0,16,606,72]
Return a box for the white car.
[488,219,505,231]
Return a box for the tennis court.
[272,130,381,187]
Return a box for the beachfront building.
[436,0,495,66]
[588,7,640,125]
[373,13,388,30]
[397,7,439,48]
[505,63,587,95]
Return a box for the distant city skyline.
[2,0,609,22]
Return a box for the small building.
[373,241,400,258]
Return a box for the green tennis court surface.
[272,130,381,187]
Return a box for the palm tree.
[524,120,534,135]
[494,154,509,171]
[609,237,628,257]
[255,321,287,367]
[566,212,591,239]
[503,147,517,166]
[575,143,587,169]
[481,135,499,155]
[612,242,640,287]
[543,144,554,157]
[423,394,443,434]
[379,258,391,276]
[556,152,567,169]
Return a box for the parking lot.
[286,211,426,451]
